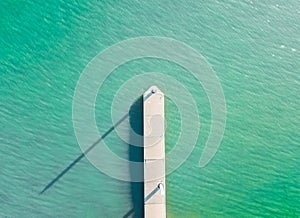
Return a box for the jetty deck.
[143,86,166,218]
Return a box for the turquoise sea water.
[1,0,300,217]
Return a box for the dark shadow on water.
[40,114,129,194]
[123,96,144,218]
[40,97,144,217]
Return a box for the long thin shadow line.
[122,208,134,218]
[144,186,160,203]
[40,114,129,195]
[123,186,159,218]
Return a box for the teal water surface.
[1,0,300,217]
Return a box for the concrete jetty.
[143,86,166,218]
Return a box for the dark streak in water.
[39,114,129,194]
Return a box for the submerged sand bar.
[143,86,166,218]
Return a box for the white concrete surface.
[144,86,166,218]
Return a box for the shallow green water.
[1,0,300,217]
